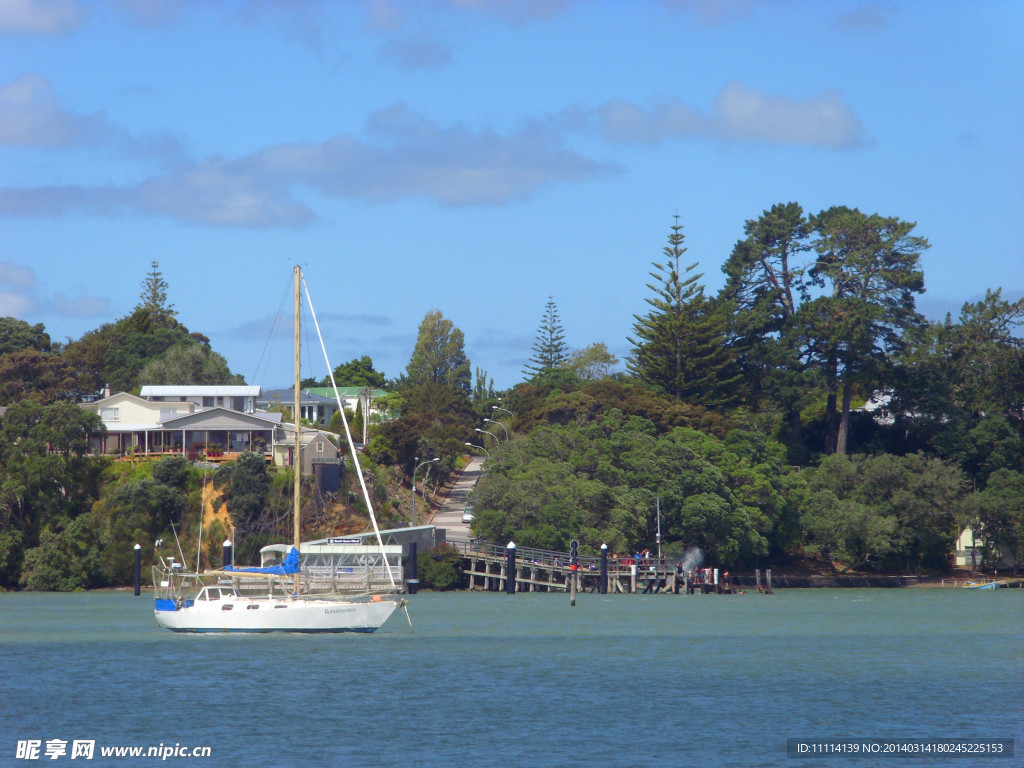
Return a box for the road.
[429,455,483,544]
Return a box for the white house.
[139,385,260,414]
[81,392,195,455]
[82,391,281,458]
[256,388,339,425]
[955,526,1016,570]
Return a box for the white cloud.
[364,0,405,31]
[49,292,111,318]
[108,0,195,26]
[0,104,619,225]
[438,0,575,25]
[0,0,86,35]
[0,261,36,317]
[0,184,125,217]
[595,99,703,145]
[833,2,896,33]
[0,261,36,290]
[0,74,110,147]
[327,103,618,205]
[315,311,394,327]
[713,83,864,147]
[0,290,34,316]
[134,162,317,227]
[591,83,866,149]
[379,36,453,69]
[659,0,776,24]
[0,262,110,319]
[0,81,861,228]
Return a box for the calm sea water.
[1,589,1021,768]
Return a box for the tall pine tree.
[523,297,569,380]
[628,216,738,406]
[136,260,178,327]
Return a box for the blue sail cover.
[224,546,301,575]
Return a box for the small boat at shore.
[961,580,1006,590]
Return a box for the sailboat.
[152,266,405,632]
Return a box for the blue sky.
[1,0,1021,391]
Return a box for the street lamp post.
[475,428,499,445]
[464,442,490,458]
[491,405,514,419]
[412,456,439,527]
[483,418,509,440]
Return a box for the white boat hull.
[154,594,400,633]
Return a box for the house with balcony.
[256,388,340,425]
[304,387,387,414]
[83,389,342,487]
[159,407,283,457]
[81,391,196,455]
[83,390,280,459]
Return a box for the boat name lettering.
[325,607,356,614]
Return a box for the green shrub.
[416,545,462,590]
[152,454,190,488]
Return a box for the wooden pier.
[455,542,742,595]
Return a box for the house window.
[316,441,324,453]
[100,407,120,421]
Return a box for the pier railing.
[453,539,679,571]
[452,540,608,570]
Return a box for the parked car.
[462,505,475,524]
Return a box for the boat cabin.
[195,586,241,601]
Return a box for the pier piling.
[599,544,608,595]
[407,541,419,595]
[133,544,141,596]
[505,542,516,595]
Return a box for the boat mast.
[293,265,302,594]
[300,276,400,593]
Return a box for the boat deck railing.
[303,565,404,593]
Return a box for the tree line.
[337,203,1022,574]
[1,206,1022,588]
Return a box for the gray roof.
[252,410,284,424]
[160,407,279,430]
[140,385,260,397]
[257,388,337,405]
[277,423,339,444]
